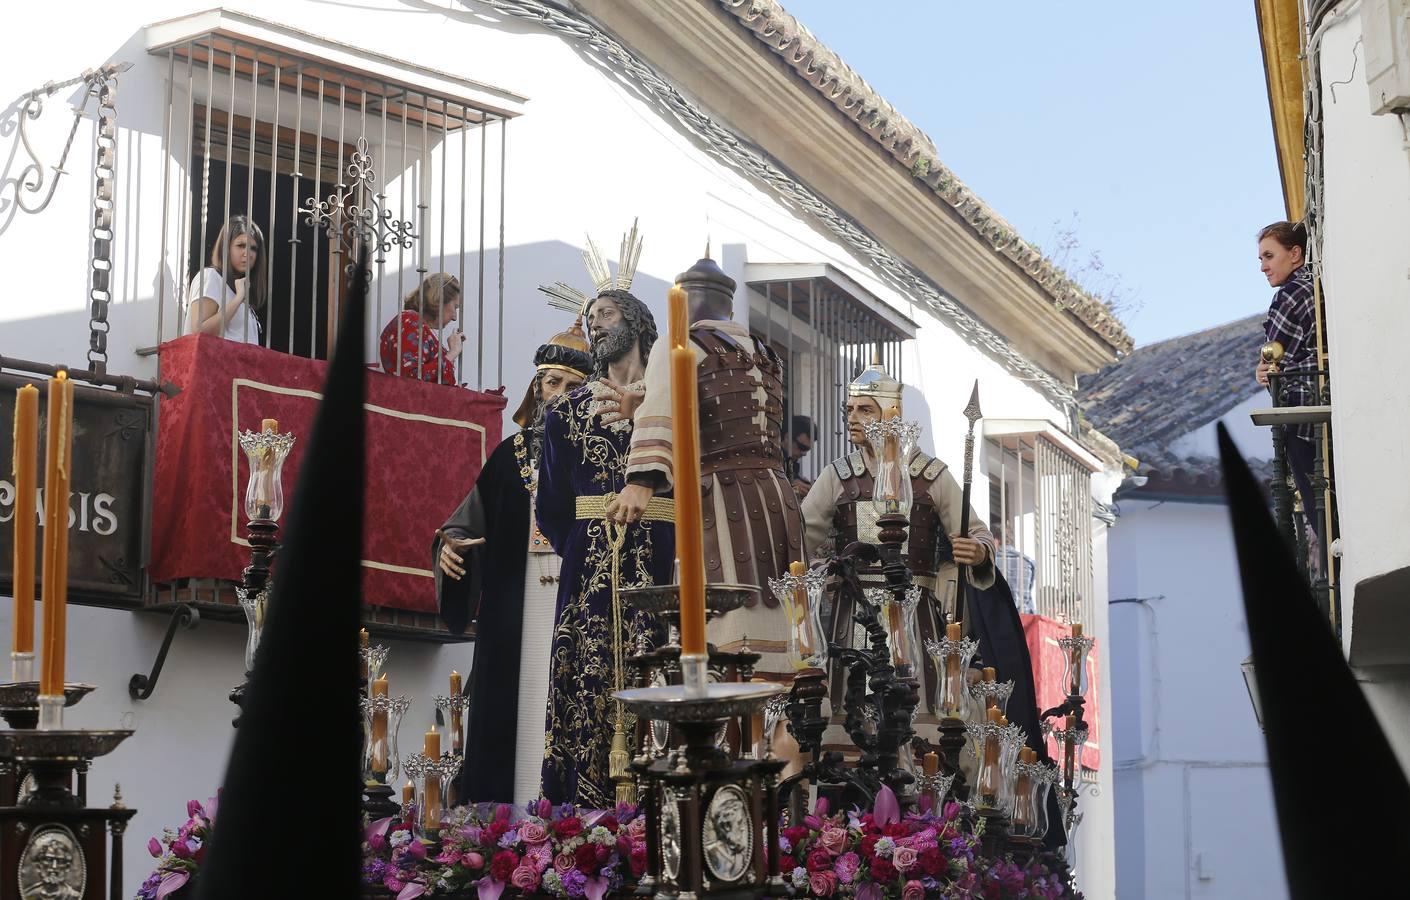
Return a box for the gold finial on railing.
[1261,340,1285,369]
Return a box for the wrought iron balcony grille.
[987,432,1096,629]
[144,13,524,388]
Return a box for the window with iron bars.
[146,22,516,388]
[746,268,915,481]
[987,433,1095,626]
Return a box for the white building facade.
[0,0,1128,891]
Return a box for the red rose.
[780,855,796,873]
[553,817,583,839]
[859,835,880,859]
[806,850,832,874]
[574,843,601,874]
[869,857,897,883]
[782,825,810,846]
[919,847,947,877]
[490,850,519,883]
[598,815,619,832]
[629,846,648,878]
[883,823,910,839]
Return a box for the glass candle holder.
[401,754,429,836]
[867,586,922,676]
[925,631,978,719]
[1058,629,1094,697]
[237,586,270,673]
[361,645,389,697]
[766,566,829,670]
[1051,720,1090,782]
[864,418,921,516]
[965,717,1004,810]
[237,427,295,522]
[968,679,1014,717]
[362,694,411,784]
[1031,763,1058,840]
[997,723,1027,810]
[434,694,472,756]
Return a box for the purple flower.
[497,829,520,848]
[148,838,162,858]
[187,799,204,820]
[137,873,161,900]
[561,867,588,898]
[170,840,192,859]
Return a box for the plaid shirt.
[1264,265,1317,440]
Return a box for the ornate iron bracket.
[128,605,200,700]
[302,137,417,286]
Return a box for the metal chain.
[88,69,120,375]
[465,0,1077,407]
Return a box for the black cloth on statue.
[964,572,1066,849]
[434,433,531,802]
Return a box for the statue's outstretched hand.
[438,534,485,581]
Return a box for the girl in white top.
[188,215,266,345]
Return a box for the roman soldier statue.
[434,317,593,804]
[799,358,996,740]
[609,252,805,684]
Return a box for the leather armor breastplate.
[829,451,947,576]
[694,327,786,476]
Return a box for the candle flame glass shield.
[238,429,295,521]
[767,567,829,670]
[434,694,471,755]
[925,634,978,719]
[237,586,269,673]
[864,419,921,516]
[361,645,390,698]
[1011,760,1056,838]
[361,694,411,784]
[997,723,1027,810]
[866,586,922,676]
[917,771,956,808]
[968,679,1015,717]
[1051,721,1090,780]
[965,721,1004,810]
[1058,633,1094,697]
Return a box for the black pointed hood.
[198,256,367,898]
[1218,423,1410,897]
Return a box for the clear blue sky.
[785,0,1286,347]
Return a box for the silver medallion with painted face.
[659,788,682,882]
[703,784,753,882]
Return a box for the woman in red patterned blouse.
[379,273,464,385]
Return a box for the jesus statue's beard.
[591,323,636,368]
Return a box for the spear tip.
[963,379,982,424]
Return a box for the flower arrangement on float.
[136,794,217,900]
[360,798,646,900]
[139,787,1078,900]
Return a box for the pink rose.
[901,879,924,900]
[817,827,848,856]
[511,864,541,891]
[809,872,837,897]
[462,851,485,870]
[554,850,577,873]
[518,822,549,845]
[834,852,861,885]
[891,846,918,873]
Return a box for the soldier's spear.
[954,380,982,631]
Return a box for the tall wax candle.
[11,385,39,658]
[449,670,463,752]
[1069,623,1084,694]
[359,628,369,681]
[422,728,443,830]
[371,674,389,774]
[667,285,706,658]
[38,372,73,697]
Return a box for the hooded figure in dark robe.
[434,323,592,803]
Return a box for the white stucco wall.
[1108,498,1286,899]
[0,0,1116,889]
[1167,392,1271,462]
[1316,2,1410,648]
